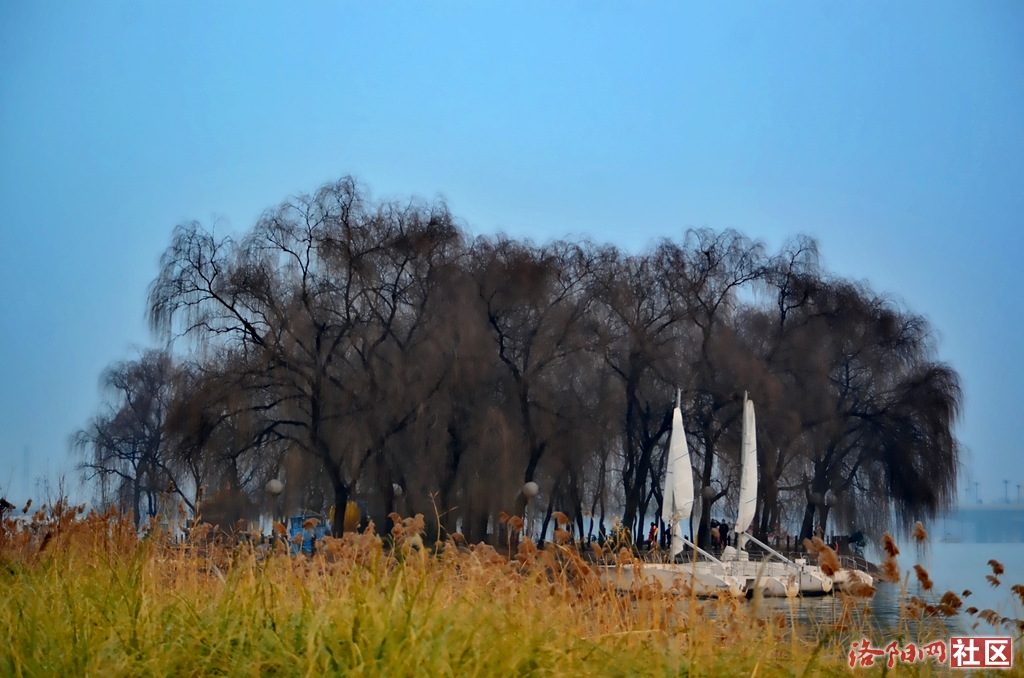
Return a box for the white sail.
[735,393,757,550]
[601,393,748,598]
[661,403,694,558]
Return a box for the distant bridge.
[937,503,1024,543]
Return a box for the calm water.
[902,541,1024,617]
[753,542,1024,636]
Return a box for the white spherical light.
[266,479,284,496]
[392,483,403,497]
[522,481,540,499]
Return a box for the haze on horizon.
[1,2,1022,511]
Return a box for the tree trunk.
[324,456,350,536]
[799,501,816,542]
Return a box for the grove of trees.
[74,176,963,544]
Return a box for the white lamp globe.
[522,481,540,499]
[266,479,284,496]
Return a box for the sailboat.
[720,393,833,596]
[600,393,745,597]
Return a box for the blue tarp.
[288,514,330,554]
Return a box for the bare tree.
[592,246,684,539]
[787,281,962,539]
[466,238,598,524]
[163,353,288,516]
[101,173,961,545]
[149,177,463,534]
[73,350,189,526]
[741,235,824,539]
[655,230,767,545]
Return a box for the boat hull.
[830,568,874,593]
[599,563,746,598]
[723,559,833,597]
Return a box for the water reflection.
[747,583,963,636]
[663,542,1023,644]
[747,541,1024,639]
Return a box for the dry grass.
[803,536,841,577]
[914,564,935,592]
[2,502,1022,677]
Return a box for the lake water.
[900,541,1024,617]
[753,541,1024,637]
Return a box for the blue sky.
[2,1,1022,508]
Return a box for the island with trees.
[74,176,962,548]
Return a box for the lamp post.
[520,481,539,540]
[266,478,284,536]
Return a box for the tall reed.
[2,503,1021,676]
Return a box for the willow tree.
[591,245,684,539]
[148,177,464,534]
[759,279,963,539]
[73,350,187,526]
[655,229,766,545]
[132,173,962,543]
